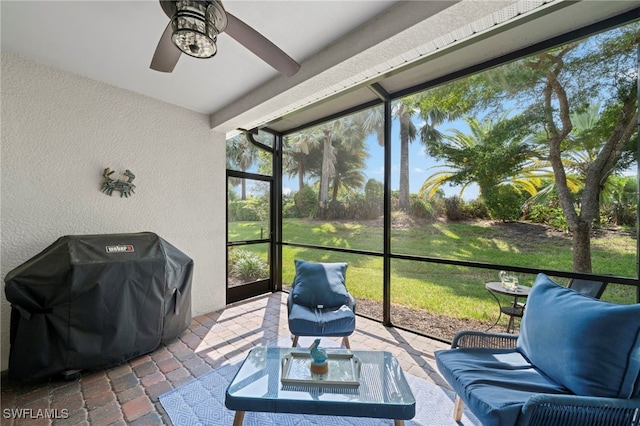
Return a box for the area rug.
[159,338,480,425]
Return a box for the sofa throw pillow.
[517,273,640,398]
[291,260,349,309]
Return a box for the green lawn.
[229,218,637,324]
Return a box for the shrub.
[342,194,368,220]
[483,185,525,222]
[601,176,638,226]
[281,193,299,218]
[526,204,555,223]
[318,200,347,220]
[409,198,435,220]
[429,195,447,218]
[364,179,384,219]
[228,200,260,221]
[282,200,299,218]
[550,214,568,231]
[526,204,568,231]
[294,185,318,218]
[465,199,490,219]
[444,196,466,221]
[229,249,267,281]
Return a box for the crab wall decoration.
[101,168,136,198]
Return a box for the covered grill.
[4,232,193,380]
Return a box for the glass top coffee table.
[225,346,415,425]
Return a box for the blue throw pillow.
[517,273,640,398]
[291,260,349,308]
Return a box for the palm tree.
[356,100,460,212]
[226,134,258,200]
[358,105,385,147]
[418,114,537,199]
[361,98,433,211]
[283,130,322,190]
[283,111,370,212]
[356,99,423,211]
[393,98,418,211]
[601,175,637,226]
[329,136,369,202]
[316,115,366,206]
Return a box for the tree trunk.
[572,221,593,272]
[297,161,305,190]
[331,175,340,202]
[398,112,411,210]
[319,131,333,206]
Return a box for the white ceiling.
[2,1,639,135]
[1,1,399,114]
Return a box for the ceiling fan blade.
[150,22,181,73]
[225,12,300,77]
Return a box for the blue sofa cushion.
[291,260,349,308]
[517,274,640,399]
[288,303,355,337]
[435,348,571,426]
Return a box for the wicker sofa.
[435,273,640,426]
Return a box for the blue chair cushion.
[288,303,355,337]
[517,273,640,399]
[435,348,571,426]
[291,260,349,308]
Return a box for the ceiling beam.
[209,0,473,133]
[369,82,391,102]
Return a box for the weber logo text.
[105,245,134,253]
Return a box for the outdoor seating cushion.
[288,302,355,337]
[435,348,571,426]
[291,260,349,308]
[517,273,640,399]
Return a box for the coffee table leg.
[394,420,404,426]
[232,411,245,426]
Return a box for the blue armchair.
[287,260,356,348]
[435,273,640,426]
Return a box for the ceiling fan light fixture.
[171,0,220,58]
[152,0,299,76]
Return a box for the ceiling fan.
[150,0,301,77]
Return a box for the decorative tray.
[280,351,361,387]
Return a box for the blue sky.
[368,119,480,201]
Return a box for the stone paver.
[0,292,449,425]
[122,395,154,423]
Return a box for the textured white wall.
[0,53,227,371]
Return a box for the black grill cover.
[4,232,193,380]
